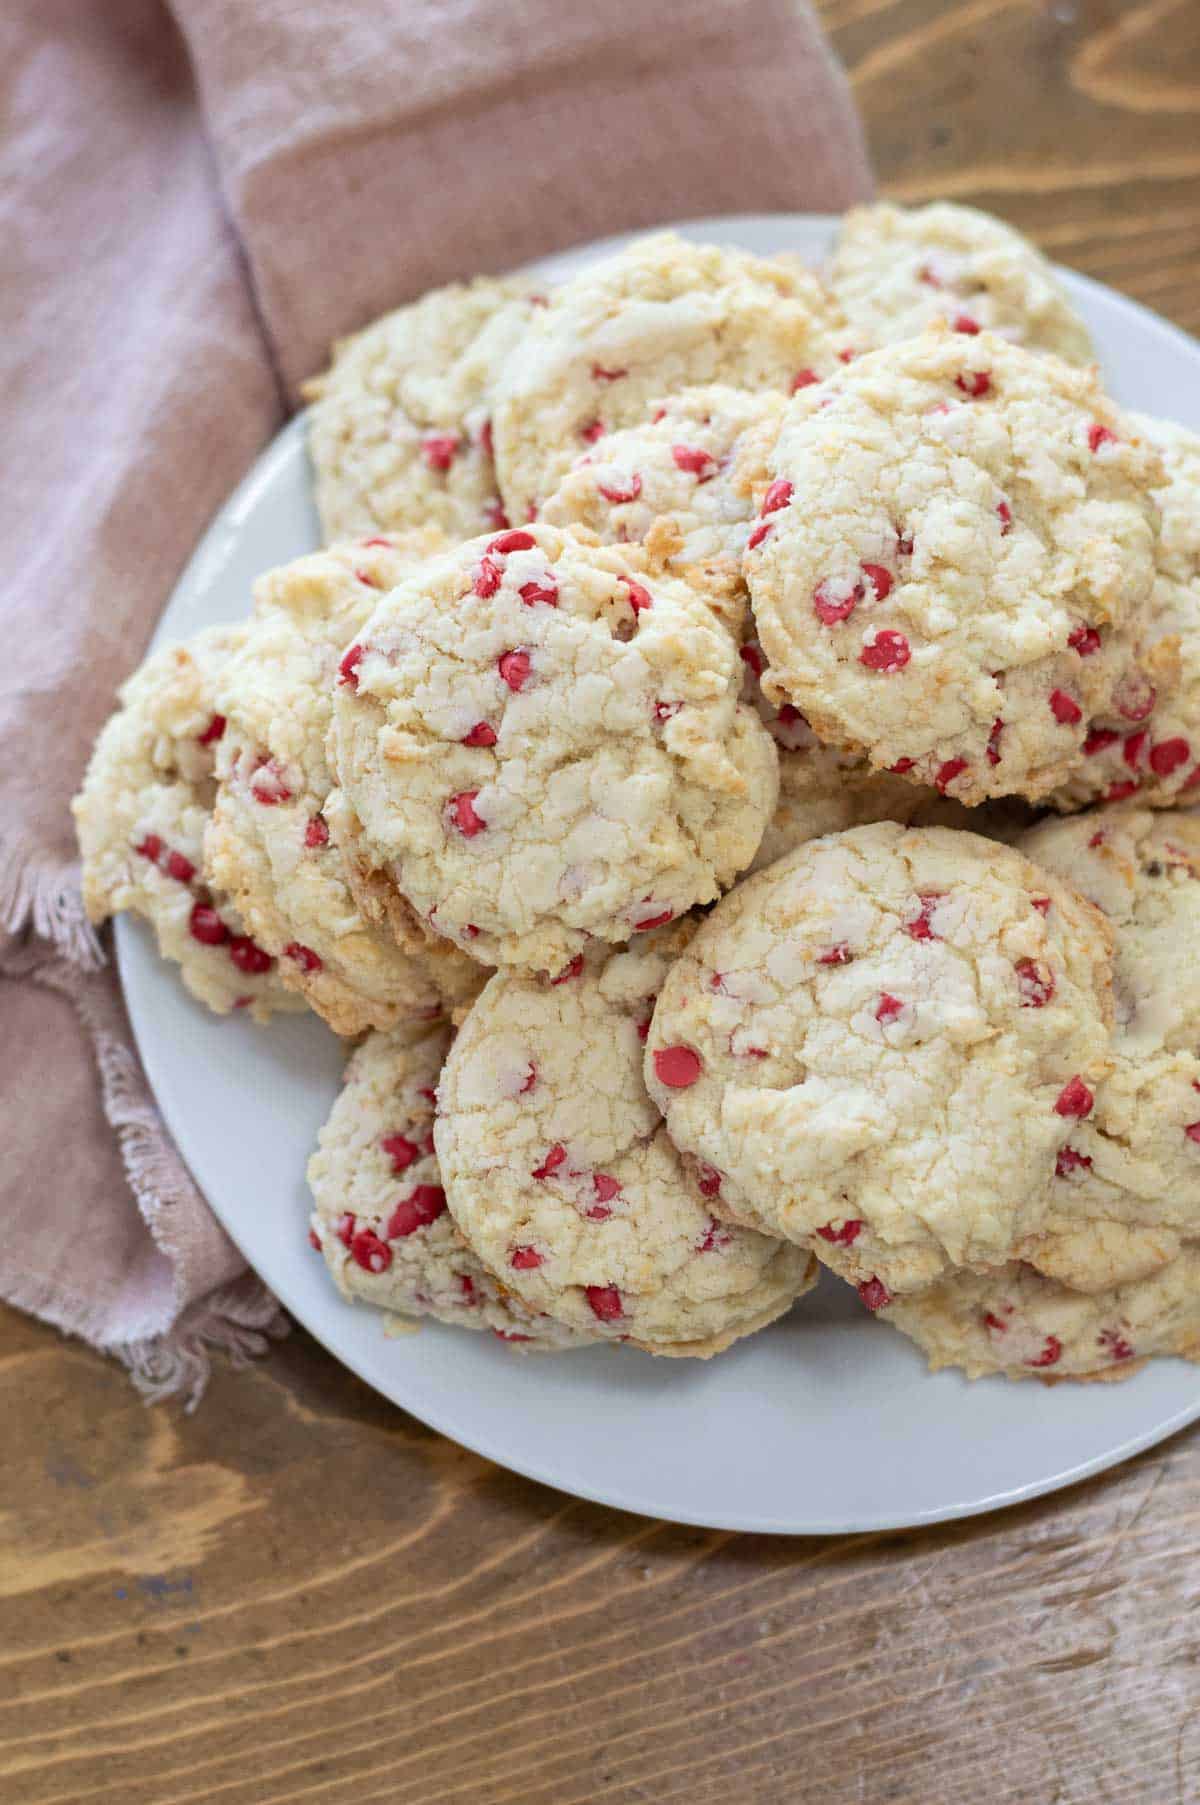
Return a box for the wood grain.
[4,1305,1200,1804]
[5,4,1200,1799]
[822,0,1200,336]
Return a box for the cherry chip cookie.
[644,822,1115,1301]
[492,232,842,523]
[1048,413,1200,810]
[539,383,786,622]
[206,537,483,1037]
[1015,808,1200,1292]
[828,202,1095,366]
[72,627,300,1022]
[435,927,815,1354]
[329,523,779,972]
[308,1022,589,1348]
[878,1254,1200,1382]
[304,276,540,544]
[744,325,1162,804]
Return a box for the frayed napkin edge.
[2,837,289,1408]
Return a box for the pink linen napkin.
[0,0,871,1402]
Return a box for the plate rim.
[118,209,1200,1534]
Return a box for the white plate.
[118,214,1200,1533]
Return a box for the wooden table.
[5,4,1200,1799]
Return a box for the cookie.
[205,538,484,1036]
[1048,413,1200,810]
[435,927,815,1353]
[539,383,785,622]
[744,326,1162,804]
[492,232,842,524]
[644,822,1115,1299]
[73,627,300,1022]
[329,523,779,972]
[1015,808,1200,1290]
[737,637,995,873]
[749,743,990,874]
[304,276,540,543]
[878,1254,1200,1381]
[829,202,1095,365]
[308,1022,589,1348]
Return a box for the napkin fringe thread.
[0,832,102,968]
[116,1286,290,1411]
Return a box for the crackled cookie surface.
[309,1023,588,1348]
[540,384,785,614]
[206,538,483,1036]
[436,929,814,1352]
[1049,414,1200,810]
[1016,808,1200,1290]
[829,202,1095,365]
[644,822,1115,1299]
[492,233,842,523]
[305,277,540,543]
[72,628,298,1021]
[880,1253,1200,1381]
[330,524,779,971]
[745,327,1161,804]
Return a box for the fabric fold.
[174,0,873,394]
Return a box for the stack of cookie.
[75,203,1200,1382]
